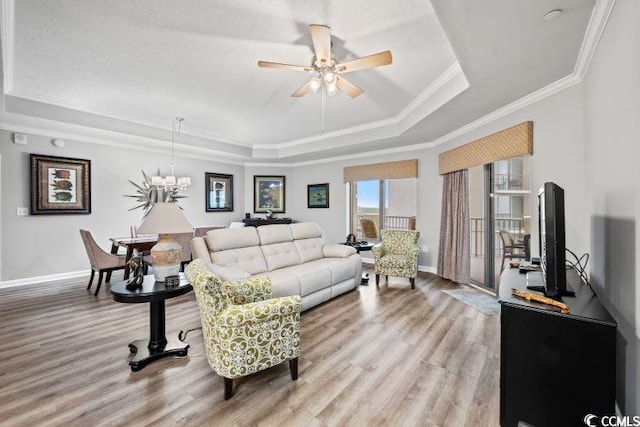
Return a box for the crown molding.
[0,112,248,165]
[573,0,616,79]
[290,73,583,167]
[255,62,467,153]
[6,88,253,148]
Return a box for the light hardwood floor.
[0,267,501,426]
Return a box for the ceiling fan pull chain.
[321,88,326,134]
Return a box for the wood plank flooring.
[0,267,501,426]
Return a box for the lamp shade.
[136,202,193,235]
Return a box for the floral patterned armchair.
[185,259,302,400]
[372,229,420,289]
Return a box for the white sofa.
[190,223,362,311]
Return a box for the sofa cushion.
[207,263,251,282]
[206,227,260,252]
[290,223,326,262]
[210,246,268,275]
[294,237,325,263]
[257,224,293,245]
[286,260,332,296]
[321,257,357,285]
[290,222,323,239]
[261,242,301,271]
[255,269,300,298]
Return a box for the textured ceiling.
[1,0,597,163]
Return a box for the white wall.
[0,130,244,281]
[434,84,587,258]
[583,0,640,414]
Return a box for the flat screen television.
[532,182,570,298]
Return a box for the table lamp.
[136,202,193,282]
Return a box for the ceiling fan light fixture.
[310,76,322,92]
[324,71,336,84]
[326,81,338,95]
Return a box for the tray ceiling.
[0,0,598,163]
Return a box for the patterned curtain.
[437,169,470,284]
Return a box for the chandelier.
[151,117,191,191]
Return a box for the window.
[349,178,417,240]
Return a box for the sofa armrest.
[191,237,212,263]
[217,295,302,327]
[322,244,357,258]
[224,276,272,304]
[207,263,251,282]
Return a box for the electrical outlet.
[17,207,29,216]
[422,245,428,252]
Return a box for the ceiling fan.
[258,24,392,99]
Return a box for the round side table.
[111,274,193,372]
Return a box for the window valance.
[439,121,533,175]
[343,159,418,183]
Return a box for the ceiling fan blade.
[257,61,312,72]
[336,76,364,98]
[337,50,393,74]
[310,24,331,63]
[291,79,313,98]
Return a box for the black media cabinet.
[498,268,617,427]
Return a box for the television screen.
[537,182,567,298]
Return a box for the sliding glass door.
[470,158,531,291]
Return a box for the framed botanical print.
[307,183,329,208]
[254,175,285,213]
[205,173,233,212]
[30,154,91,215]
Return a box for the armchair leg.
[87,269,95,290]
[224,377,233,400]
[375,274,380,287]
[410,277,415,289]
[289,357,299,381]
[105,270,113,282]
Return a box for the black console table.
[111,275,193,372]
[242,218,292,227]
[498,268,617,426]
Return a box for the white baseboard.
[0,270,90,289]
[419,265,437,274]
[0,263,440,289]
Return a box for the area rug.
[443,287,501,315]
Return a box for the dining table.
[110,235,158,279]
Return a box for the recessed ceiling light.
[543,9,563,21]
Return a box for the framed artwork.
[307,183,329,208]
[254,175,286,213]
[30,154,91,215]
[205,173,233,212]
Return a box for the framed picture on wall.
[307,183,329,208]
[254,175,286,213]
[30,154,91,215]
[205,172,233,212]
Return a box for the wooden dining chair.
[80,229,127,296]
